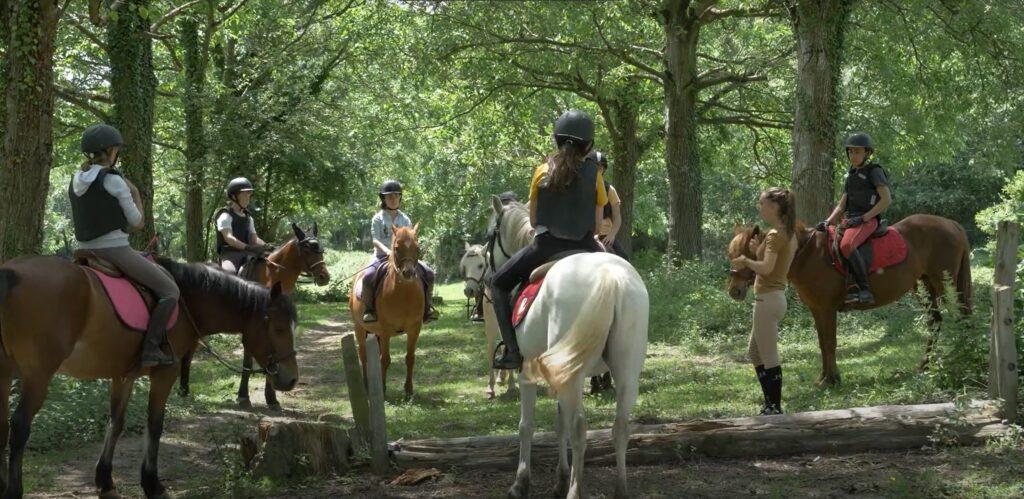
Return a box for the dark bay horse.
[350,225,425,398]
[0,256,298,498]
[727,214,972,386]
[178,222,328,409]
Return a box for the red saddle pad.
[827,226,908,275]
[512,279,545,328]
[85,267,179,332]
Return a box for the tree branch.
[150,0,203,32]
[56,88,111,122]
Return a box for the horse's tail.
[526,266,622,395]
[955,233,973,315]
[0,268,17,306]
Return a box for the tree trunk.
[662,0,703,262]
[181,14,209,262]
[600,100,643,255]
[108,0,157,249]
[0,0,58,262]
[790,0,853,224]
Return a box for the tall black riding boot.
[361,268,379,323]
[489,286,522,370]
[762,365,783,415]
[754,365,770,414]
[846,248,876,305]
[141,298,176,367]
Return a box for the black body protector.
[534,156,599,240]
[215,208,254,254]
[68,168,129,242]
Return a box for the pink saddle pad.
[86,267,179,332]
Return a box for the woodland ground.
[18,252,1024,497]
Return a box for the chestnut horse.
[178,222,329,409]
[350,224,426,397]
[727,214,972,386]
[0,256,298,498]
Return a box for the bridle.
[485,208,513,275]
[180,302,297,376]
[265,237,328,280]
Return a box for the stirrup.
[844,287,861,305]
[362,311,378,323]
[492,342,522,370]
[857,289,875,305]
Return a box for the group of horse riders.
[68,110,890,417]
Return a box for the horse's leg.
[95,376,136,497]
[508,380,537,499]
[379,335,392,397]
[0,370,11,491]
[404,328,420,398]
[486,327,497,399]
[6,374,52,499]
[140,366,176,499]
[236,347,253,409]
[553,402,570,497]
[264,377,280,410]
[560,377,587,499]
[610,359,641,498]
[505,368,517,397]
[811,308,841,386]
[919,276,945,372]
[178,345,193,398]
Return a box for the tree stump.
[242,419,354,479]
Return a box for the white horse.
[459,242,516,399]
[489,197,649,499]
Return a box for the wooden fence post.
[340,333,371,447]
[989,220,1019,422]
[364,333,390,473]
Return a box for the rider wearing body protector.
[69,124,178,367]
[215,177,272,275]
[819,132,892,305]
[488,110,608,370]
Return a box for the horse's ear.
[292,222,306,241]
[391,223,399,235]
[270,281,283,299]
[312,221,319,237]
[412,222,419,234]
[491,195,503,215]
[733,223,743,236]
[751,225,761,237]
[464,241,471,251]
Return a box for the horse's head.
[391,223,421,282]
[460,242,487,298]
[244,282,299,391]
[291,222,330,286]
[726,224,764,301]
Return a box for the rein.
[178,298,296,377]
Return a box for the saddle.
[827,220,908,275]
[74,250,179,332]
[512,250,587,328]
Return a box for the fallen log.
[392,400,1009,470]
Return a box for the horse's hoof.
[177,388,190,398]
[98,487,121,499]
[507,479,529,499]
[487,390,496,400]
[237,398,253,409]
[553,475,570,497]
[614,481,629,499]
[816,374,841,387]
[266,402,282,412]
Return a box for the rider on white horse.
[488,110,608,370]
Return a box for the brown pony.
[178,222,329,409]
[727,214,972,386]
[0,256,298,498]
[350,224,425,397]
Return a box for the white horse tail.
[526,265,622,395]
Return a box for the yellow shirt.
[599,185,620,236]
[753,229,797,295]
[528,163,608,206]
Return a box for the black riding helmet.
[553,110,594,148]
[225,177,255,200]
[844,132,874,153]
[379,179,403,209]
[81,124,124,156]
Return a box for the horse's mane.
[157,257,276,315]
[497,200,534,250]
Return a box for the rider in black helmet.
[69,124,178,367]
[818,132,892,306]
[589,150,629,261]
[487,110,608,369]
[215,177,272,274]
[361,180,439,324]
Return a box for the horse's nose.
[464,287,474,298]
[729,288,742,300]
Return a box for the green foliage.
[976,169,1024,236]
[21,377,149,451]
[292,249,368,303]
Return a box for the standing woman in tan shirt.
[731,188,797,415]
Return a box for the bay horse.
[0,255,298,498]
[349,224,426,397]
[727,214,972,386]
[459,242,516,399]
[178,222,328,409]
